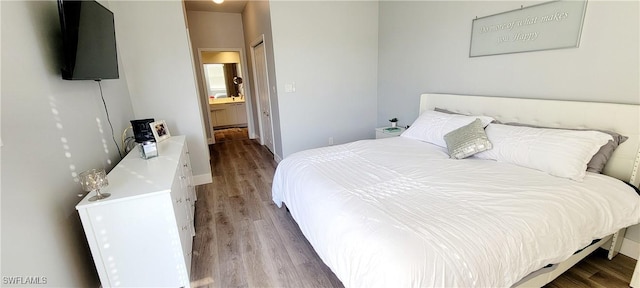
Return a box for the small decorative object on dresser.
[130,118,155,143]
[389,117,398,128]
[78,168,110,201]
[150,120,170,142]
[138,140,158,159]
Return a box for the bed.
[272,93,640,287]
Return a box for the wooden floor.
[190,128,637,288]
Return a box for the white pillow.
[474,124,613,181]
[401,110,495,147]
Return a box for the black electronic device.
[130,119,156,143]
[57,0,119,80]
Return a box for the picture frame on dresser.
[150,120,170,142]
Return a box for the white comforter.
[272,137,640,287]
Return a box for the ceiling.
[184,0,248,13]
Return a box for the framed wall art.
[470,0,587,57]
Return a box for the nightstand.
[375,127,406,139]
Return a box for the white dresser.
[76,136,196,287]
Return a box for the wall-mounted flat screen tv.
[58,0,119,80]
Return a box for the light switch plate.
[284,82,296,93]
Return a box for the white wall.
[242,0,283,159]
[1,1,134,286]
[269,1,379,158]
[377,0,640,127]
[186,11,246,140]
[110,0,212,184]
[377,0,639,246]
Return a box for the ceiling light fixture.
[213,0,224,4]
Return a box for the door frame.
[196,47,256,144]
[250,35,275,151]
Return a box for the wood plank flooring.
[190,128,637,288]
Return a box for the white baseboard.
[620,237,639,260]
[274,153,283,163]
[193,173,212,185]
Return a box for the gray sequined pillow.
[444,119,493,159]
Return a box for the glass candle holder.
[139,141,158,159]
[79,168,111,201]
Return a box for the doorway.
[251,36,275,153]
[196,48,255,144]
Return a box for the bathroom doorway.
[196,48,254,144]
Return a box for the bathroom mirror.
[200,51,244,99]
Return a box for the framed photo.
[149,120,171,142]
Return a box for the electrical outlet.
[328,137,334,145]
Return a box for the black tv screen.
[58,0,119,80]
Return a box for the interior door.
[253,41,274,153]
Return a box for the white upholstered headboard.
[419,93,640,186]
